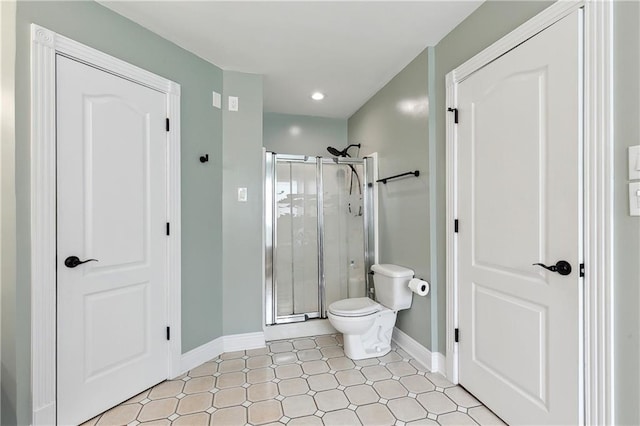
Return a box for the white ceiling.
[99,1,483,119]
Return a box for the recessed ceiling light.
[311,92,325,101]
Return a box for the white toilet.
[328,264,414,360]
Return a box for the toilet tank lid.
[371,264,414,278]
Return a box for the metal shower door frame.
[264,153,373,326]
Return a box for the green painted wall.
[263,113,347,157]
[222,71,264,335]
[433,0,554,353]
[9,2,225,422]
[349,49,432,350]
[613,2,640,424]
[1,1,17,424]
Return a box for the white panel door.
[457,11,581,425]
[57,55,168,425]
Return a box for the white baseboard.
[392,327,446,376]
[179,331,266,376]
[223,331,266,352]
[264,319,337,341]
[179,337,224,375]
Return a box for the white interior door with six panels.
[57,55,169,425]
[456,11,582,425]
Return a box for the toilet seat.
[328,297,382,317]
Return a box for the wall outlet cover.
[238,187,247,202]
[630,182,640,216]
[229,96,239,112]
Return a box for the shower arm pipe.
[376,170,420,185]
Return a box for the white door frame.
[30,24,182,425]
[445,1,613,424]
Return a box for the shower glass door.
[274,156,320,322]
[265,153,373,325]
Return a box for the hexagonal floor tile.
[327,357,355,371]
[425,372,455,388]
[148,381,184,400]
[323,408,362,426]
[270,341,294,353]
[400,375,435,394]
[344,384,379,406]
[183,376,215,394]
[96,403,141,425]
[292,339,316,350]
[218,358,245,373]
[137,398,178,422]
[355,403,395,426]
[273,352,298,365]
[297,349,322,362]
[213,387,246,409]
[373,379,409,399]
[247,382,279,402]
[209,406,247,425]
[248,400,283,425]
[172,412,209,426]
[315,335,339,347]
[307,373,338,392]
[216,372,246,389]
[287,415,323,426]
[361,365,392,382]
[278,378,310,396]
[468,406,507,425]
[386,361,417,377]
[302,360,330,375]
[176,392,213,415]
[275,364,304,379]
[379,351,403,363]
[444,386,481,408]
[247,367,275,384]
[416,391,457,415]
[189,362,218,377]
[320,346,345,359]
[246,355,273,369]
[387,397,427,422]
[282,394,317,418]
[438,411,478,425]
[314,389,349,412]
[335,369,366,386]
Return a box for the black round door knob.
[532,260,572,276]
[64,256,98,268]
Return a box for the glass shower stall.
[264,153,375,325]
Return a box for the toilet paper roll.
[408,278,430,296]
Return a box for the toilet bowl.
[327,264,414,360]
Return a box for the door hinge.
[166,222,170,236]
[447,107,459,124]
[455,328,459,343]
[580,263,585,277]
[166,118,170,132]
[454,219,459,233]
[166,326,171,341]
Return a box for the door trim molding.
[30,24,182,425]
[445,1,613,424]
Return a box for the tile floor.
[83,334,505,426]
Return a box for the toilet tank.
[371,264,414,310]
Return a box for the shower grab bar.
[375,170,420,185]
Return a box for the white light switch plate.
[630,182,640,216]
[629,145,640,180]
[238,187,247,202]
[212,91,221,109]
[229,96,239,112]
